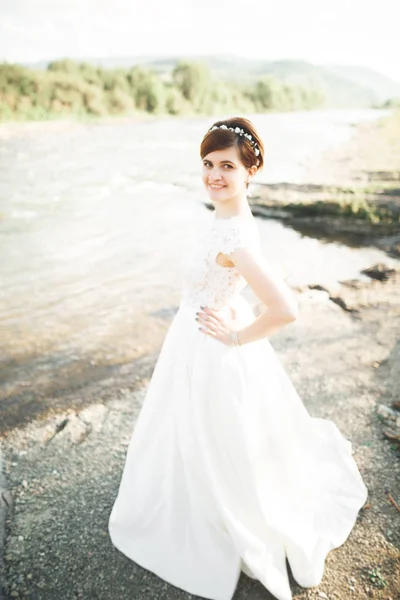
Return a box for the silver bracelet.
[230,330,241,347]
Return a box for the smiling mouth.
[209,184,226,189]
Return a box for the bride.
[108,117,368,600]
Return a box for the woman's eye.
[202,162,232,169]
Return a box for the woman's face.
[202,146,255,204]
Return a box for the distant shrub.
[164,85,190,115]
[107,88,135,113]
[382,97,400,108]
[0,59,325,122]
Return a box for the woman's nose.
[209,167,222,181]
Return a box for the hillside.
[323,64,400,104]
[24,54,399,108]
[244,59,377,108]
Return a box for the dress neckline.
[213,214,256,226]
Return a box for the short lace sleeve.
[214,217,261,256]
[180,215,263,309]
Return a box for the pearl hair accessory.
[209,124,261,157]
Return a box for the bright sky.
[1,0,399,82]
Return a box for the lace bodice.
[180,215,262,310]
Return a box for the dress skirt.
[108,296,368,600]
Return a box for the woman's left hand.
[195,306,237,346]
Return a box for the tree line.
[0,59,326,121]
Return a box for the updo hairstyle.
[200,117,264,173]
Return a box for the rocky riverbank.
[0,260,399,600]
[1,110,400,599]
[249,110,400,258]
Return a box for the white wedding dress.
[108,214,368,600]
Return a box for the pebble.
[318,592,329,599]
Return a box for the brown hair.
[200,117,264,173]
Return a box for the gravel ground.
[0,445,12,600]
[1,277,399,600]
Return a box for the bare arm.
[230,247,298,345]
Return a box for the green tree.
[107,88,135,113]
[164,85,190,115]
[252,76,286,110]
[47,59,81,74]
[172,60,212,111]
[126,66,166,112]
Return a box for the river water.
[0,109,398,431]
